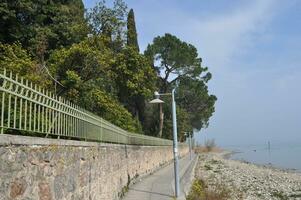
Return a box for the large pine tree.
[127,9,139,52]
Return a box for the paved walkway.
[123,153,196,200]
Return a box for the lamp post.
[184,132,192,160]
[149,89,180,197]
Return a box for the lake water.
[225,143,301,172]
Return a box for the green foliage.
[81,88,143,133]
[87,0,127,52]
[127,9,139,52]
[112,46,157,129]
[0,0,88,58]
[142,103,160,136]
[0,43,35,73]
[48,36,113,86]
[144,33,206,92]
[47,36,144,133]
[114,46,155,99]
[0,42,50,86]
[158,103,191,141]
[186,179,231,200]
[176,106,192,141]
[177,77,217,130]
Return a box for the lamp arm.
[158,93,172,96]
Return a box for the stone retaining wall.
[0,135,188,200]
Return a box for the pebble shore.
[195,152,301,200]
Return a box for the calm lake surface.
[225,142,301,172]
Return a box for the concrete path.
[123,153,197,200]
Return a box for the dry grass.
[194,139,223,153]
[186,179,231,200]
[194,146,223,154]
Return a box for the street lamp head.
[149,98,164,104]
[149,91,164,104]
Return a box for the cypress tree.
[127,9,139,52]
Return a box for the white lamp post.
[149,89,180,197]
[184,132,193,160]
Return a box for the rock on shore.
[195,152,301,200]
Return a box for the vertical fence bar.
[13,75,18,129]
[44,92,47,134]
[29,82,33,131]
[60,99,63,137]
[71,103,74,137]
[83,111,86,140]
[37,87,41,132]
[62,99,66,137]
[57,97,61,138]
[48,93,52,135]
[24,80,28,130]
[0,69,6,134]
[68,101,71,137]
[65,103,68,137]
[60,98,63,137]
[72,104,74,137]
[41,89,44,133]
[19,77,24,129]
[77,106,81,138]
[33,85,37,132]
[75,106,78,138]
[51,95,55,135]
[0,91,3,134]
[54,96,57,135]
[54,95,58,137]
[47,94,52,137]
[65,101,68,137]
[7,71,12,129]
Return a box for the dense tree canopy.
[87,0,127,53]
[177,77,217,130]
[0,0,88,59]
[112,47,156,123]
[0,42,50,87]
[145,33,210,93]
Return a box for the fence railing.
[0,68,173,146]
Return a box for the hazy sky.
[84,0,301,146]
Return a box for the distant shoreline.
[222,149,301,173]
[195,151,301,199]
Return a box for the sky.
[84,0,301,146]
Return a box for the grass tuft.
[186,179,231,200]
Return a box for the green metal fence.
[0,68,173,146]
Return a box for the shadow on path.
[128,188,174,198]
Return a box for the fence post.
[0,87,4,134]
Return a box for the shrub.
[186,179,230,200]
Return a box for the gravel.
[195,152,301,200]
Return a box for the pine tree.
[127,9,139,52]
